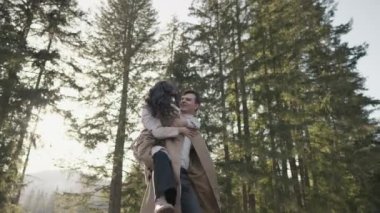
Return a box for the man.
[139,90,220,213]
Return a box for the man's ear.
[195,103,200,111]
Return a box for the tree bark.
[108,57,130,213]
[108,5,134,209]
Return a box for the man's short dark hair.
[182,89,201,104]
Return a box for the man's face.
[180,93,199,115]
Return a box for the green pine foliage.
[0,0,379,212]
[177,0,380,212]
[0,0,85,209]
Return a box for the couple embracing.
[133,81,221,213]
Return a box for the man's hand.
[178,127,197,138]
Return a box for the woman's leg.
[153,150,177,205]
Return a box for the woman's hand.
[178,127,197,138]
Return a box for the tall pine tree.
[71,0,157,212]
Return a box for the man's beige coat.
[138,128,221,213]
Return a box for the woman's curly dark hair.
[145,81,179,118]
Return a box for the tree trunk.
[0,68,18,129]
[108,61,130,213]
[281,158,288,196]
[298,157,307,205]
[289,156,303,207]
[108,18,133,210]
[242,182,248,213]
[14,133,34,203]
[248,184,256,212]
[10,36,53,204]
[233,1,256,209]
[234,0,251,158]
[215,0,233,211]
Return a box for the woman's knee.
[153,150,170,162]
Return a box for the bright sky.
[334,0,380,118]
[26,0,380,174]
